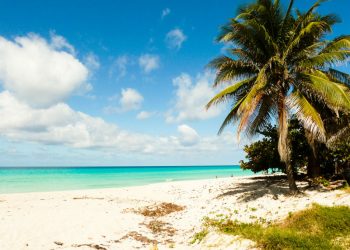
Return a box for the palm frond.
[237,93,264,135]
[284,20,330,59]
[300,50,350,68]
[217,97,245,134]
[209,56,258,86]
[245,97,276,136]
[287,91,326,141]
[327,68,350,86]
[206,77,255,109]
[327,125,350,147]
[322,35,350,53]
[303,72,350,111]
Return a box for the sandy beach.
[0,175,349,250]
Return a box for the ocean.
[0,165,253,194]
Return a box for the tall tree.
[207,0,350,193]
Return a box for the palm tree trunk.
[277,97,298,193]
[305,130,321,178]
[307,152,321,178]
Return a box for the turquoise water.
[0,166,252,194]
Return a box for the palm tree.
[207,0,350,193]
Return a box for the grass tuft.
[199,204,350,249]
[190,229,209,244]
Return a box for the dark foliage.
[240,118,350,178]
[240,118,310,174]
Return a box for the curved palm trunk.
[277,97,298,193]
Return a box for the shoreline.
[0,173,256,195]
[0,174,349,249]
[0,165,251,195]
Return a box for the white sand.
[0,175,349,250]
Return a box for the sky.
[0,0,349,166]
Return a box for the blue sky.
[0,0,349,166]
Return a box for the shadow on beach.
[217,175,293,202]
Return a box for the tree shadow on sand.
[216,175,299,202]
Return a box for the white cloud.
[104,88,144,114]
[0,33,89,108]
[120,88,143,111]
[138,54,160,73]
[49,32,75,54]
[0,91,147,149]
[177,124,200,146]
[166,72,224,123]
[0,33,242,163]
[110,55,129,79]
[0,91,239,155]
[84,52,100,70]
[161,8,171,19]
[165,28,187,50]
[136,111,154,120]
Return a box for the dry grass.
[120,202,184,247]
[138,202,185,217]
[118,231,157,245]
[144,220,177,236]
[333,235,350,249]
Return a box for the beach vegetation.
[240,118,350,184]
[207,0,350,193]
[199,204,350,249]
[190,229,209,244]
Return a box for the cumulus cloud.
[166,72,224,123]
[0,91,238,155]
[0,33,89,108]
[104,88,144,114]
[161,8,171,19]
[165,29,187,50]
[0,91,148,149]
[177,124,200,146]
[138,54,160,73]
[136,111,154,120]
[0,33,241,164]
[119,88,143,111]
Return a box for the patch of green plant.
[190,229,209,244]
[205,204,350,249]
[313,176,330,187]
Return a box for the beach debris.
[120,203,182,246]
[117,231,157,245]
[138,202,185,217]
[54,241,63,246]
[326,180,348,190]
[143,219,176,236]
[72,243,107,250]
[73,196,104,200]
